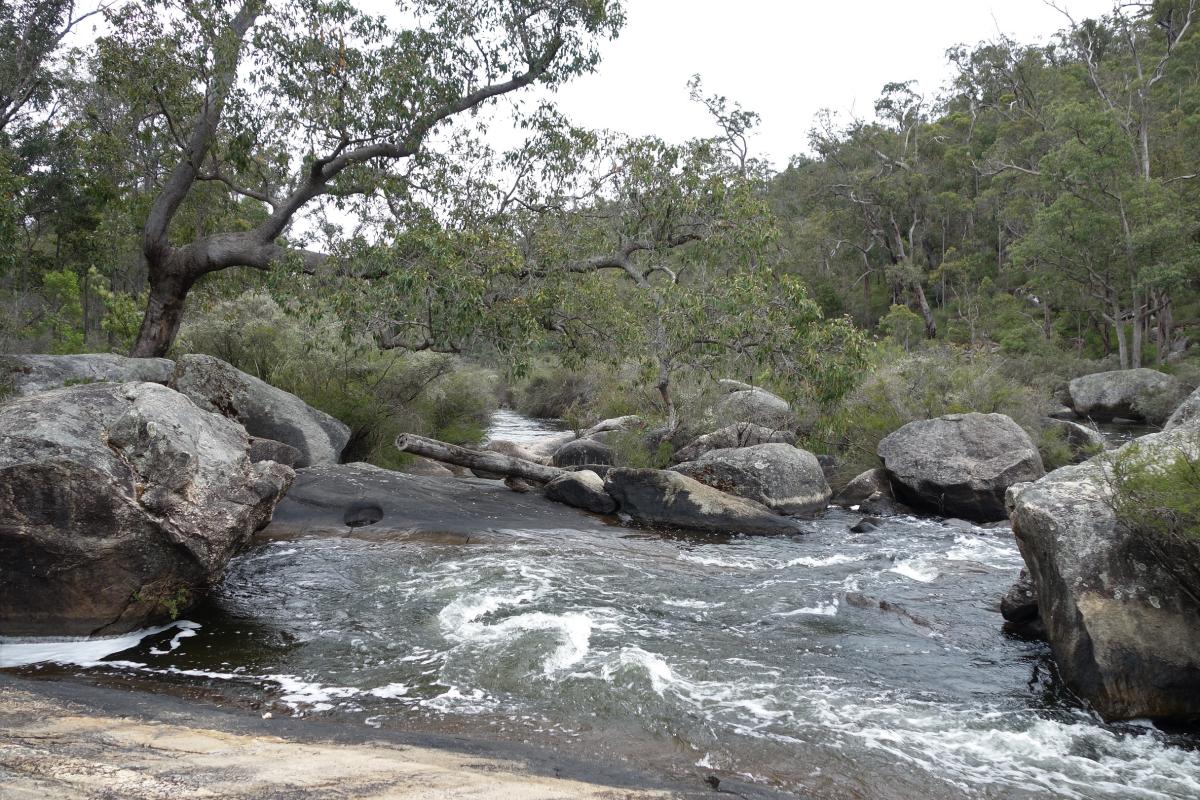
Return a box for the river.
[3,412,1198,799]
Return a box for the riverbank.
[0,675,686,799]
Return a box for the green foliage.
[880,304,924,351]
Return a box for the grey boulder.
[1165,385,1200,431]
[551,438,615,468]
[1008,425,1200,721]
[171,354,350,467]
[673,422,796,463]
[671,443,831,516]
[714,388,793,428]
[1068,368,1181,424]
[878,412,1044,522]
[0,382,293,636]
[604,468,803,536]
[832,468,893,508]
[0,353,174,397]
[544,470,617,514]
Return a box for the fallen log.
[395,434,566,484]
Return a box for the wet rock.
[859,492,913,517]
[1067,368,1181,424]
[551,438,615,468]
[942,518,977,531]
[171,354,350,467]
[850,517,882,533]
[264,463,597,540]
[248,437,302,468]
[544,470,617,514]
[714,388,793,428]
[673,423,796,463]
[0,382,293,636]
[843,592,935,629]
[0,353,174,397]
[1008,425,1200,722]
[671,443,830,516]
[878,412,1045,522]
[604,468,803,536]
[1000,569,1039,624]
[833,468,893,507]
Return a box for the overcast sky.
[533,0,1116,168]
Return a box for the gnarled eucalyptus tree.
[120,0,622,356]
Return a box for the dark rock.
[1000,569,1039,624]
[859,492,913,517]
[850,517,882,533]
[544,470,617,514]
[1068,368,1181,424]
[1008,425,1200,722]
[832,468,893,507]
[551,438,615,468]
[0,382,293,636]
[816,454,838,483]
[673,423,796,463]
[0,353,174,397]
[878,412,1044,522]
[671,443,831,516]
[566,463,612,477]
[248,437,302,468]
[171,354,350,467]
[604,468,804,536]
[263,463,600,541]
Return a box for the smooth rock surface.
[878,413,1044,521]
[714,388,793,428]
[672,443,831,516]
[0,382,293,636]
[1008,425,1200,721]
[673,423,796,463]
[0,353,174,397]
[833,468,893,508]
[1068,368,1181,424]
[247,437,302,468]
[604,468,803,536]
[544,470,617,514]
[171,354,350,468]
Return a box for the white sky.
[533,0,1116,168]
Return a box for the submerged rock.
[604,468,803,536]
[0,352,174,397]
[671,443,830,516]
[172,354,350,467]
[1008,425,1200,721]
[673,422,796,463]
[878,412,1044,521]
[544,470,617,514]
[1067,368,1181,424]
[0,382,293,636]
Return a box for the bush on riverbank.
[177,291,499,468]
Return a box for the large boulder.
[1165,385,1200,431]
[1067,368,1181,424]
[0,382,293,636]
[832,468,893,508]
[878,413,1044,521]
[673,423,796,464]
[1008,425,1200,722]
[0,353,174,398]
[1041,417,1106,464]
[671,443,831,516]
[544,470,617,514]
[171,354,350,467]
[603,468,803,536]
[551,438,615,468]
[714,388,793,428]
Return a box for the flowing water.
[4,413,1199,799]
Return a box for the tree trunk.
[395,434,566,483]
[913,282,937,339]
[130,261,195,358]
[1157,292,1174,364]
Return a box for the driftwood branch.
[395,434,565,483]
